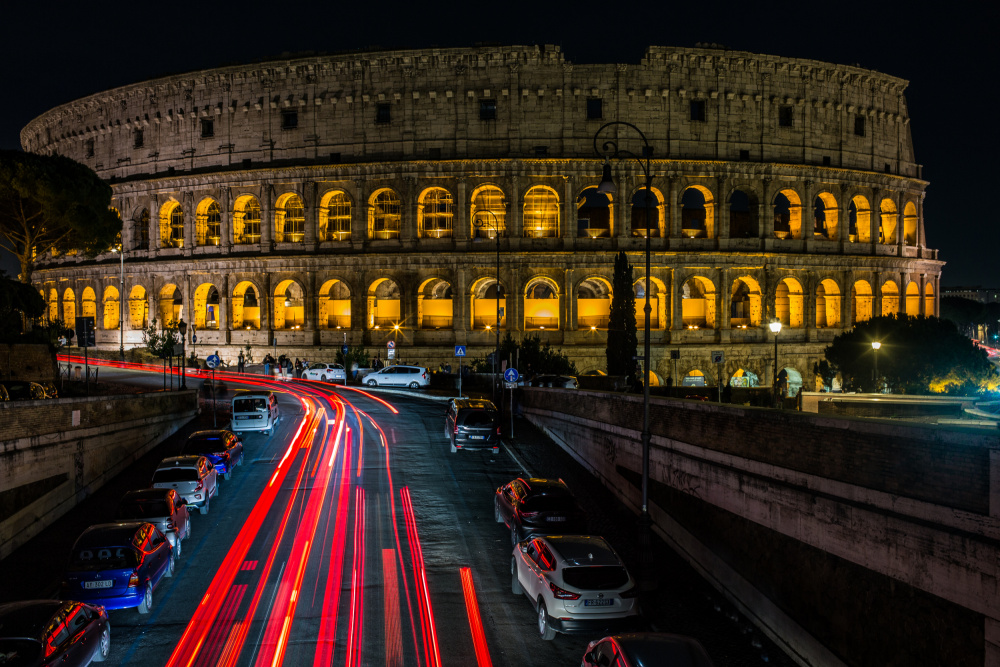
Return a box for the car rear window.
[0,638,42,664]
[235,398,267,412]
[460,410,497,427]
[120,500,170,518]
[70,546,138,570]
[522,494,575,513]
[152,468,198,483]
[561,566,629,590]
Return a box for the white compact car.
[363,365,430,389]
[512,535,639,640]
[302,362,347,384]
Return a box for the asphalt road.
[1,362,793,666]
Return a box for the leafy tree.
[0,150,121,283]
[141,318,179,359]
[335,345,371,371]
[824,315,997,394]
[0,270,45,341]
[472,332,576,375]
[606,251,638,384]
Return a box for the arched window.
[772,189,802,239]
[128,286,148,329]
[775,278,804,327]
[729,190,757,238]
[924,283,935,316]
[816,280,841,328]
[905,281,920,316]
[160,202,184,248]
[630,188,664,238]
[62,288,76,329]
[103,286,120,330]
[881,280,900,316]
[471,278,506,330]
[194,283,220,329]
[523,186,559,238]
[47,289,58,323]
[319,279,352,329]
[195,199,221,246]
[903,202,918,246]
[471,185,507,238]
[133,209,149,250]
[848,195,871,242]
[320,191,352,241]
[275,194,305,243]
[81,287,97,320]
[232,282,261,330]
[730,277,762,328]
[233,196,262,244]
[633,278,663,329]
[273,280,305,329]
[418,278,453,328]
[419,188,454,239]
[813,193,839,239]
[879,198,898,244]
[852,280,874,322]
[368,278,401,328]
[577,187,612,238]
[158,285,182,324]
[524,278,559,329]
[681,277,716,328]
[369,189,401,240]
[576,277,611,329]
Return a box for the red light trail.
[459,568,493,667]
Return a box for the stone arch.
[418,187,455,239]
[133,208,149,250]
[193,282,221,330]
[903,201,918,246]
[233,195,262,244]
[62,288,76,328]
[319,189,352,242]
[470,276,507,330]
[275,192,305,243]
[730,276,762,328]
[128,285,148,329]
[273,278,305,329]
[576,276,612,329]
[232,280,262,329]
[681,184,715,238]
[195,197,221,247]
[681,275,716,328]
[629,186,665,238]
[47,288,58,323]
[524,275,560,330]
[368,188,402,240]
[879,198,898,244]
[682,369,707,386]
[775,277,804,328]
[924,282,935,316]
[577,186,613,238]
[470,184,507,238]
[102,286,120,330]
[848,194,872,242]
[159,200,184,249]
[81,287,97,321]
[813,192,839,239]
[318,279,352,329]
[368,277,401,328]
[522,185,560,238]
[881,279,900,316]
[728,188,759,238]
[778,367,803,398]
[417,277,453,329]
[158,284,182,325]
[816,279,842,328]
[852,280,874,322]
[905,281,921,316]
[772,188,803,239]
[633,276,666,329]
[729,368,760,388]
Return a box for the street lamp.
[769,319,782,406]
[111,242,125,361]
[475,211,503,404]
[177,319,188,389]
[872,340,881,392]
[594,121,654,520]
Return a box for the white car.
[364,365,430,389]
[512,535,639,640]
[302,362,347,384]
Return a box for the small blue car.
[61,522,174,613]
[181,430,244,480]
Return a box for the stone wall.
[0,391,198,559]
[0,344,57,382]
[520,388,999,666]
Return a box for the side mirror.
[518,542,528,553]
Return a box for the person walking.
[237,350,245,373]
[294,358,303,378]
[263,353,273,377]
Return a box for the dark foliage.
[473,332,576,376]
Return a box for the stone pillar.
[917,192,927,249]
[668,178,681,239]
[564,268,576,331]
[182,192,195,253]
[352,180,367,248]
[220,187,232,252]
[221,274,231,344]
[671,270,684,331]
[262,271,272,335]
[870,187,881,253]
[509,175,522,238]
[919,274,927,316]
[717,177,730,240]
[455,267,468,334]
[455,179,469,243]
[260,185,273,254]
[873,272,882,319]
[303,181,318,248]
[148,194,159,252]
[719,269,731,330]
[760,179,773,239]
[304,270,317,331]
[614,171,629,240]
[402,177,418,246]
[803,275,816,334]
[562,176,574,244]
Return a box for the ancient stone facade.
[23,45,942,387]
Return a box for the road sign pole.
[212,366,217,427]
[84,344,89,397]
[458,355,462,398]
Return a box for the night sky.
[2,2,997,287]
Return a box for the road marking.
[501,441,531,477]
[460,567,494,667]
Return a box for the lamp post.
[872,340,881,392]
[177,319,188,389]
[111,243,125,361]
[594,121,654,518]
[769,319,782,406]
[475,211,503,405]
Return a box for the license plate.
[235,415,251,420]
[547,516,567,522]
[468,435,484,440]
[584,598,613,606]
[84,580,113,589]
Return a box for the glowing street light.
[769,319,782,406]
[872,340,882,392]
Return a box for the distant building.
[942,287,1000,304]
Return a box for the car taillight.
[128,573,139,588]
[521,511,539,518]
[165,519,175,529]
[422,372,427,379]
[549,582,580,600]
[454,423,459,434]
[620,585,639,598]
[496,426,501,435]
[195,479,204,491]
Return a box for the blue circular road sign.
[504,368,519,383]
[206,354,221,369]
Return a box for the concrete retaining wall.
[521,389,1000,667]
[0,391,198,559]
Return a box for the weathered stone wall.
[0,391,198,559]
[0,344,57,382]
[520,388,999,666]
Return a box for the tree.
[606,251,638,385]
[0,270,44,341]
[472,332,576,376]
[0,150,121,283]
[141,319,179,359]
[824,315,998,394]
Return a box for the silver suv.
[151,456,218,515]
[512,535,639,640]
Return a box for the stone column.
[717,177,730,240]
[613,170,629,240]
[668,178,681,240]
[870,187,881,254]
[352,180,367,249]
[402,177,418,247]
[803,275,816,335]
[562,176,574,245]
[455,267,468,334]
[455,179,469,243]
[148,194,159,252]
[671,270,684,331]
[183,191,195,253]
[221,274,231,344]
[842,271,853,329]
[919,274,927,316]
[760,179,773,239]
[564,268,576,331]
[509,175,522,238]
[260,185,273,254]
[917,192,927,249]
[304,270,317,330]
[873,272,882,318]
[220,187,232,252]
[719,268,731,330]
[303,181,318,248]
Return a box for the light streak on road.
[346,488,367,667]
[383,550,404,667]
[401,487,442,667]
[460,568,494,667]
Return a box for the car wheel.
[537,599,556,640]
[137,584,153,614]
[494,499,503,523]
[450,435,457,454]
[511,558,522,595]
[92,624,110,662]
[165,553,175,578]
[367,379,377,386]
[408,381,420,389]
[321,375,327,382]
[199,498,210,515]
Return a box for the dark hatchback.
[583,633,715,667]
[445,398,501,453]
[0,599,110,666]
[494,477,586,545]
[179,430,244,480]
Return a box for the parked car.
[495,477,586,545]
[62,521,174,614]
[302,362,347,384]
[230,391,280,435]
[117,488,191,557]
[364,365,430,389]
[151,456,218,515]
[527,374,579,389]
[0,599,110,665]
[511,535,639,640]
[179,430,244,480]
[582,633,714,667]
[0,380,48,400]
[445,398,500,453]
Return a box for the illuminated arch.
[577,186,613,238]
[418,188,455,239]
[47,289,58,323]
[319,190,352,242]
[102,286,120,330]
[729,368,760,388]
[158,284,182,325]
[193,283,221,330]
[728,188,758,238]
[576,277,612,329]
[368,188,402,240]
[772,188,803,239]
[852,280,874,323]
[417,278,453,329]
[81,287,96,320]
[195,198,221,247]
[683,369,707,387]
[629,187,664,238]
[905,281,920,316]
[62,288,76,329]
[816,279,842,328]
[879,198,898,244]
[903,201,918,246]
[924,282,935,316]
[681,185,716,238]
[681,275,717,328]
[524,276,560,330]
[730,276,762,328]
[813,192,839,239]
[470,276,507,331]
[273,279,305,329]
[159,200,184,248]
[232,281,261,329]
[470,185,507,238]
[318,279,352,329]
[775,277,804,328]
[233,195,262,244]
[777,367,804,398]
[633,276,666,329]
[275,193,305,243]
[368,278,401,329]
[128,285,147,329]
[522,186,560,238]
[881,279,900,316]
[848,195,871,242]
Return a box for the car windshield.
[120,500,170,518]
[234,398,266,412]
[461,411,497,427]
[152,468,198,483]
[561,566,629,590]
[522,494,575,513]
[69,546,138,570]
[0,639,42,665]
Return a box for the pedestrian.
[237,350,245,373]
[373,354,383,370]
[285,357,293,379]
[263,353,273,377]
[294,358,303,378]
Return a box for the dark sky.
[3,1,997,286]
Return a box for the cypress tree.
[606,251,639,385]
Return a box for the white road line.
[501,441,532,477]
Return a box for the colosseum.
[22,44,941,391]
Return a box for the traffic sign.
[387,348,396,360]
[387,340,396,349]
[206,354,221,369]
[454,345,466,357]
[75,317,95,348]
[505,382,518,389]
[503,368,519,383]
[192,334,198,343]
[341,344,349,355]
[711,350,724,364]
